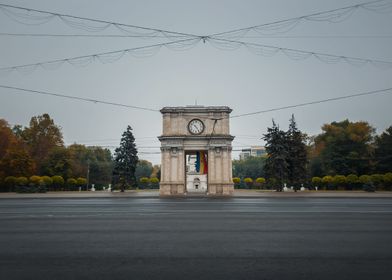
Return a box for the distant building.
[239,146,266,160]
[239,149,251,160]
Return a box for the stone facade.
[159,106,234,196]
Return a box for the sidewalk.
[1,189,392,199]
[233,189,392,198]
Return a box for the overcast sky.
[0,0,391,164]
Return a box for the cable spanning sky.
[0,0,391,164]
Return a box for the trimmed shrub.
[29,176,42,186]
[4,176,17,191]
[140,177,150,183]
[255,177,266,189]
[41,176,53,187]
[36,179,47,193]
[16,177,28,186]
[346,174,360,190]
[359,175,371,184]
[51,176,64,190]
[233,177,241,189]
[322,176,333,190]
[76,177,87,190]
[384,173,392,190]
[139,177,150,189]
[244,177,253,189]
[15,177,29,193]
[370,174,384,189]
[232,177,241,184]
[67,178,77,190]
[312,177,322,186]
[332,175,346,190]
[150,177,159,189]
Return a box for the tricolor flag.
[195,151,208,174]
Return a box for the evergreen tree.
[287,115,308,191]
[113,126,138,192]
[374,126,392,173]
[263,120,289,191]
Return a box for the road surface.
[1,197,392,279]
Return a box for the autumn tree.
[151,164,161,179]
[0,146,35,177]
[0,119,17,159]
[42,147,73,178]
[113,126,138,191]
[68,144,89,177]
[313,120,375,175]
[22,114,64,173]
[0,119,19,179]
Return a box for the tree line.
[1,113,391,192]
[233,116,392,191]
[0,114,159,192]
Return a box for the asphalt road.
[1,197,392,280]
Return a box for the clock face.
[188,119,204,135]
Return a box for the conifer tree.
[374,126,392,173]
[263,120,289,191]
[287,115,308,191]
[113,126,138,192]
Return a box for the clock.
[188,119,204,135]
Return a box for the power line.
[1,36,389,75]
[2,32,392,40]
[2,1,389,40]
[0,2,390,75]
[230,87,392,118]
[0,85,160,112]
[207,38,392,68]
[0,3,200,39]
[210,0,392,39]
[1,84,391,119]
[239,35,392,39]
[0,38,201,75]
[0,32,187,38]
[241,35,392,38]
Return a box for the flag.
[195,151,208,174]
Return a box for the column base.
[207,183,234,196]
[159,183,186,196]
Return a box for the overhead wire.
[0,84,160,112]
[1,33,392,39]
[1,84,391,119]
[209,0,392,39]
[0,3,201,39]
[230,87,392,118]
[0,1,391,75]
[1,35,390,75]
[0,32,188,38]
[0,38,201,75]
[207,38,392,69]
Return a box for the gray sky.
[0,0,391,164]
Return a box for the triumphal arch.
[159,106,234,196]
